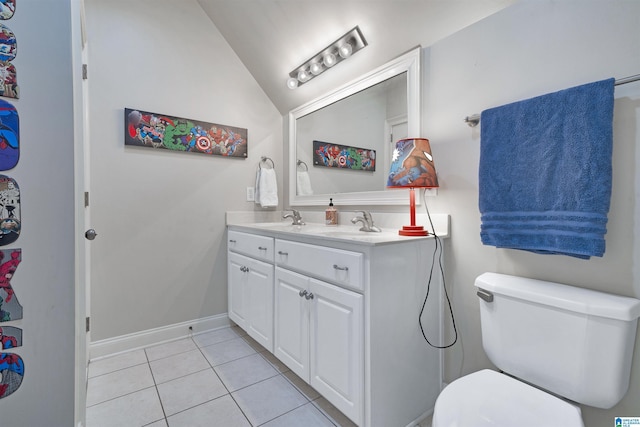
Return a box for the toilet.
[432,272,640,427]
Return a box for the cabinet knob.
[229,239,237,243]
[299,290,308,298]
[333,264,349,271]
[258,246,268,251]
[305,292,315,300]
[240,266,249,273]
[278,251,288,256]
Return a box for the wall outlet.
[246,186,255,202]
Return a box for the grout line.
[85,384,157,409]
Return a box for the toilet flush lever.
[477,288,494,303]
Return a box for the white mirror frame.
[288,47,422,206]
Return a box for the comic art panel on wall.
[0,0,15,20]
[0,22,18,99]
[0,248,21,322]
[124,108,248,158]
[0,175,19,246]
[0,99,18,170]
[312,140,376,171]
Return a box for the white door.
[274,267,309,380]
[228,252,249,329]
[309,278,364,426]
[246,257,274,352]
[72,0,91,425]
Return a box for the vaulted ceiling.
[197,0,516,114]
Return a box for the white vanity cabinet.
[227,230,275,352]
[275,263,364,425]
[227,223,444,427]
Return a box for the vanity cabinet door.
[246,256,274,352]
[228,251,274,352]
[274,267,309,380]
[309,278,364,426]
[228,252,248,330]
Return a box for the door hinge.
[84,191,89,207]
[86,316,90,332]
[82,64,88,80]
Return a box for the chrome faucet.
[283,209,305,225]
[351,211,381,232]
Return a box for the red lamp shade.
[387,138,439,236]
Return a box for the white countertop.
[227,213,449,246]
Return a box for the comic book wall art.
[0,99,18,169]
[0,248,20,322]
[0,248,22,400]
[313,140,376,171]
[0,175,19,245]
[0,22,18,99]
[0,1,15,20]
[125,108,248,158]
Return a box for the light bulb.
[323,52,337,68]
[338,42,353,58]
[286,77,298,90]
[310,62,323,76]
[297,69,311,82]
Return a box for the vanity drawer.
[228,230,274,263]
[275,239,364,291]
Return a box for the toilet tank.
[476,272,640,409]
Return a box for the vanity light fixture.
[387,138,439,236]
[286,26,367,89]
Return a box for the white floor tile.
[89,349,148,378]
[150,348,210,384]
[214,353,279,392]
[193,326,244,348]
[86,363,155,407]
[262,402,335,427]
[86,387,164,427]
[85,327,357,427]
[200,336,256,366]
[166,395,250,427]
[232,375,308,426]
[157,368,228,416]
[145,338,198,362]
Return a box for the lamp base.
[398,225,429,237]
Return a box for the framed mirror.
[288,47,422,206]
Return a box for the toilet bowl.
[433,370,584,427]
[432,272,640,427]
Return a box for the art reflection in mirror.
[296,73,406,195]
[289,47,421,206]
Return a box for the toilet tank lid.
[476,272,640,321]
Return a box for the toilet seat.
[432,369,584,427]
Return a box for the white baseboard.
[89,313,231,360]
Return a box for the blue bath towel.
[479,78,615,259]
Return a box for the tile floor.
[86,325,361,427]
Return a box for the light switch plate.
[246,186,255,202]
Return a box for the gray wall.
[85,0,283,341]
[424,1,640,425]
[0,1,77,425]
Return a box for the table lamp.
[387,138,439,236]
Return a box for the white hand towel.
[255,168,278,207]
[296,170,314,195]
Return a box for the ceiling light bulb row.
[286,26,367,90]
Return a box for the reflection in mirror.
[296,72,407,195]
[289,47,421,206]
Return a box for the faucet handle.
[354,210,373,222]
[284,209,305,225]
